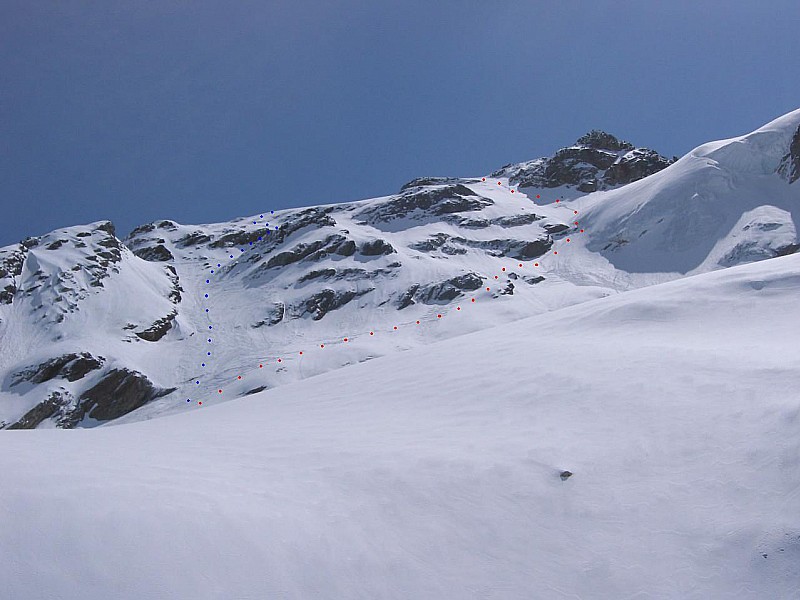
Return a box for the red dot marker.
[574,210,578,214]
[259,364,263,368]
[554,251,558,255]
[344,338,348,342]
[518,263,522,267]
[471,298,475,302]
[580,229,584,233]
[486,287,490,291]
[482,177,486,181]
[498,182,502,185]
[566,238,570,242]
[494,275,498,279]
[277,358,282,363]
[218,389,222,394]
[370,331,374,335]
[416,320,420,324]
[437,314,442,318]
[510,190,515,194]
[536,194,540,199]
[501,267,506,272]
[393,326,398,330]
[237,375,242,380]
[299,351,303,355]
[534,263,539,266]
[457,307,461,311]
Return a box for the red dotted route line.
[190,184,584,404]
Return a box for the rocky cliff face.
[492,130,674,193]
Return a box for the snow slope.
[1,110,798,430]
[579,109,800,274]
[2,252,798,599]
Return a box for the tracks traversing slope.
[186,182,585,406]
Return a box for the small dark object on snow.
[560,470,573,481]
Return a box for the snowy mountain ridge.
[1,108,799,429]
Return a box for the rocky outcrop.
[293,288,374,321]
[6,390,70,430]
[359,239,396,256]
[544,223,570,235]
[412,233,552,260]
[7,364,208,428]
[297,267,370,284]
[443,216,490,229]
[397,273,483,308]
[132,244,173,262]
[491,213,545,227]
[0,245,26,304]
[410,233,468,255]
[165,265,182,304]
[74,222,124,289]
[135,310,177,342]
[176,230,213,248]
[775,243,800,257]
[399,177,469,191]
[209,227,270,249]
[492,130,672,192]
[443,213,545,229]
[357,184,493,227]
[76,368,175,423]
[244,208,338,256]
[11,353,105,387]
[603,148,673,188]
[252,302,285,327]
[266,234,356,268]
[271,208,337,244]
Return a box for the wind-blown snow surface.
[2,253,799,599]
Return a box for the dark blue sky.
[2,1,799,246]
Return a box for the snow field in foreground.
[1,254,800,599]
